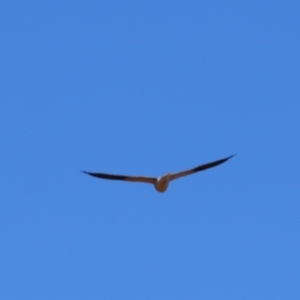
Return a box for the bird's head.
[158,173,172,183]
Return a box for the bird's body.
[154,174,171,192]
[82,154,235,193]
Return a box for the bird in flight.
[82,154,235,193]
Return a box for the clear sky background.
[1,1,299,299]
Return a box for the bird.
[82,154,235,193]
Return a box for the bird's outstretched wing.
[169,154,235,181]
[82,171,157,184]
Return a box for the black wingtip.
[224,154,236,162]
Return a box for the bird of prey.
[82,154,235,193]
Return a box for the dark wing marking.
[191,154,235,173]
[169,154,235,181]
[82,171,156,184]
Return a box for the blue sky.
[1,1,299,299]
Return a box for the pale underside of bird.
[82,154,235,193]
